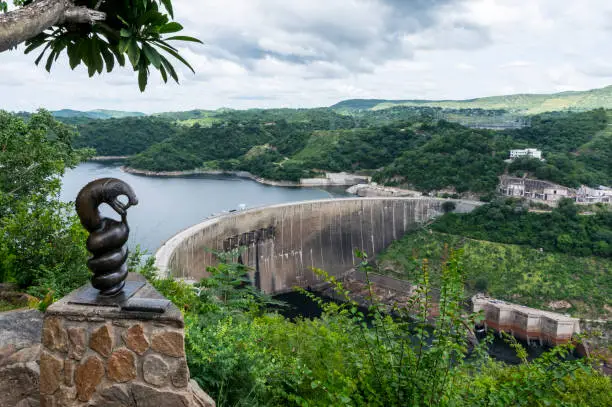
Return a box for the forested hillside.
[72,116,179,156]
[67,106,612,194]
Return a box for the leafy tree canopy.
[0,0,202,91]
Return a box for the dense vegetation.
[432,198,612,258]
[372,120,508,193]
[139,252,611,406]
[0,110,92,299]
[379,230,611,318]
[72,116,178,156]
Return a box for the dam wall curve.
[154,198,481,294]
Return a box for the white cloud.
[499,61,533,69]
[1,0,612,112]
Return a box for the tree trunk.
[0,0,106,52]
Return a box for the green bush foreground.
[139,251,611,407]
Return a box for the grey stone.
[0,309,43,350]
[7,344,41,366]
[45,274,184,329]
[171,359,190,388]
[64,359,76,386]
[189,380,216,407]
[93,383,192,407]
[143,354,169,387]
[0,361,39,407]
[67,327,87,360]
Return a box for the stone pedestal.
[39,274,214,407]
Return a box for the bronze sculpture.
[75,178,138,296]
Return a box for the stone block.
[151,330,184,357]
[89,324,113,358]
[108,348,137,383]
[41,317,67,354]
[123,324,149,355]
[64,359,75,386]
[143,354,169,387]
[172,359,190,388]
[39,351,63,395]
[0,361,40,407]
[75,356,105,402]
[67,327,86,360]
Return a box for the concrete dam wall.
[155,198,481,294]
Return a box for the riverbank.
[88,155,131,161]
[121,166,370,188]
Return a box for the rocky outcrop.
[0,309,44,407]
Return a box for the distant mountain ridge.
[331,85,612,114]
[52,109,146,119]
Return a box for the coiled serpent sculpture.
[75,178,138,296]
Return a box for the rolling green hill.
[332,85,612,114]
[52,109,146,119]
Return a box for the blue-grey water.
[60,162,348,253]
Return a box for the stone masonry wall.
[40,317,191,406]
[39,275,214,407]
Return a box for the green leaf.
[118,38,129,54]
[160,55,179,82]
[160,0,174,18]
[67,43,80,69]
[45,50,56,72]
[127,39,141,67]
[24,38,46,54]
[159,63,168,83]
[90,38,104,75]
[110,46,126,67]
[34,42,52,65]
[158,22,183,34]
[138,67,148,92]
[99,45,115,73]
[120,28,132,38]
[116,15,130,26]
[142,43,162,69]
[155,43,195,73]
[164,35,203,44]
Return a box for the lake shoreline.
[121,166,370,188]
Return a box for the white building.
[509,148,543,160]
[576,185,612,204]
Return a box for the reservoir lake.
[60,162,348,253]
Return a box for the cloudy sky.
[2,0,612,113]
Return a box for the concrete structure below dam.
[155,198,481,295]
[472,295,581,346]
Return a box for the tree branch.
[0,0,106,52]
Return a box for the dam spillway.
[154,198,481,294]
